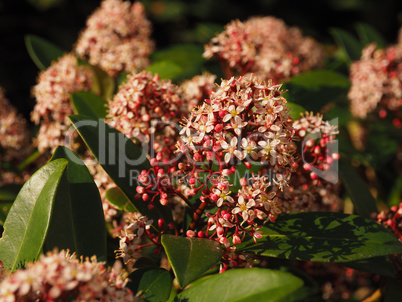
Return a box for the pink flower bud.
[186,230,196,238]
[142,193,149,201]
[233,234,241,245]
[136,186,145,194]
[160,198,168,205]
[158,219,164,228]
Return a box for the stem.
[189,200,208,230]
[170,187,198,213]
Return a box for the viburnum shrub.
[0,0,401,301]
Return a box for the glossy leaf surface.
[0,159,68,271]
[161,234,223,288]
[105,186,137,212]
[175,268,303,302]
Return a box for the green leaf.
[236,212,402,263]
[126,267,173,302]
[330,28,363,63]
[146,61,183,80]
[105,186,137,212]
[355,22,387,49]
[388,177,402,207]
[150,44,205,81]
[287,102,306,120]
[175,268,303,302]
[282,70,350,112]
[86,64,115,100]
[25,35,65,70]
[68,115,173,227]
[0,159,68,271]
[71,91,108,119]
[339,159,378,218]
[344,255,398,277]
[43,146,107,260]
[161,234,223,288]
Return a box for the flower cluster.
[348,39,402,127]
[115,212,174,264]
[203,17,324,83]
[31,53,94,153]
[0,249,139,301]
[285,112,342,212]
[376,203,402,242]
[0,88,33,187]
[179,72,217,112]
[0,88,31,153]
[135,74,296,252]
[107,70,186,163]
[74,0,154,77]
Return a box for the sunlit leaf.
[287,102,306,120]
[236,212,402,263]
[161,234,223,288]
[0,159,68,271]
[105,186,137,212]
[175,268,303,302]
[146,61,183,80]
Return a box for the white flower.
[220,136,244,163]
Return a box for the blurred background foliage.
[1,0,402,120]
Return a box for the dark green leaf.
[146,61,183,80]
[43,146,107,260]
[388,177,402,207]
[18,149,41,172]
[0,159,68,271]
[0,189,17,201]
[330,28,363,63]
[339,159,378,218]
[355,22,387,49]
[161,234,223,288]
[25,35,65,70]
[236,212,402,263]
[344,255,398,277]
[126,267,172,302]
[71,91,108,119]
[282,70,350,112]
[105,186,137,212]
[175,268,303,302]
[68,115,173,227]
